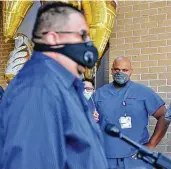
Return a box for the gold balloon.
[3,0,34,42]
[82,0,117,79]
[4,33,33,83]
[82,0,117,59]
[40,0,81,9]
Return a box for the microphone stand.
[105,124,171,169]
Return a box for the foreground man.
[94,56,170,169]
[0,2,107,169]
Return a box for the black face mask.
[34,41,98,69]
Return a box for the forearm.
[148,116,170,148]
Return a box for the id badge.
[119,116,132,129]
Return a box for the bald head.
[113,56,132,70]
[111,56,133,78]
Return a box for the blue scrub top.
[94,81,165,158]
[0,51,108,169]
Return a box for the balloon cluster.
[2,0,117,82]
[2,1,34,42]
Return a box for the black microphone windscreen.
[105,124,120,137]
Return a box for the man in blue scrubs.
[0,2,108,169]
[94,56,170,169]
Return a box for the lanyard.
[122,82,133,116]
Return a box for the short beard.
[113,80,127,88]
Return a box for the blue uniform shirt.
[94,81,165,159]
[0,51,108,169]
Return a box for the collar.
[109,80,133,95]
[31,51,79,89]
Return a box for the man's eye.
[114,69,120,72]
[123,69,128,72]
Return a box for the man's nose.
[119,70,124,73]
[116,69,123,73]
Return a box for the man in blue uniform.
[94,56,170,169]
[0,2,108,169]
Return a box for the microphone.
[105,124,152,154]
[105,123,120,137]
[105,124,171,169]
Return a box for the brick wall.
[0,2,14,89]
[110,0,171,155]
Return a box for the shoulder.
[131,81,153,92]
[130,81,160,98]
[96,82,113,92]
[96,83,112,93]
[4,73,62,106]
[94,83,113,100]
[14,57,63,91]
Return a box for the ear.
[130,68,133,76]
[43,32,60,45]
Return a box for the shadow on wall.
[96,49,109,89]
